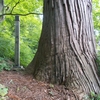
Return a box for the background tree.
[93,0,100,53]
[26,0,100,97]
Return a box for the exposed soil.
[0,70,79,100]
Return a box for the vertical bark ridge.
[63,0,100,93]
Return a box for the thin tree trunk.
[26,0,100,95]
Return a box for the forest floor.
[0,70,79,100]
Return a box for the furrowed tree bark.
[26,0,100,96]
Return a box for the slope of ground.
[0,70,84,100]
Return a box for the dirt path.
[0,71,79,100]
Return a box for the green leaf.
[0,84,8,97]
[90,91,95,97]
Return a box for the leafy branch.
[10,0,21,13]
[0,0,43,17]
[0,12,43,17]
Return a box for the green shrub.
[0,57,13,71]
[0,35,34,67]
[96,52,100,76]
[20,42,33,67]
[0,36,14,59]
[85,91,100,100]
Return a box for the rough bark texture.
[26,0,100,96]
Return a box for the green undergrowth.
[96,53,100,76]
[84,91,100,100]
[0,57,13,71]
[0,35,33,67]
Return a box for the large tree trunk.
[26,0,100,95]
